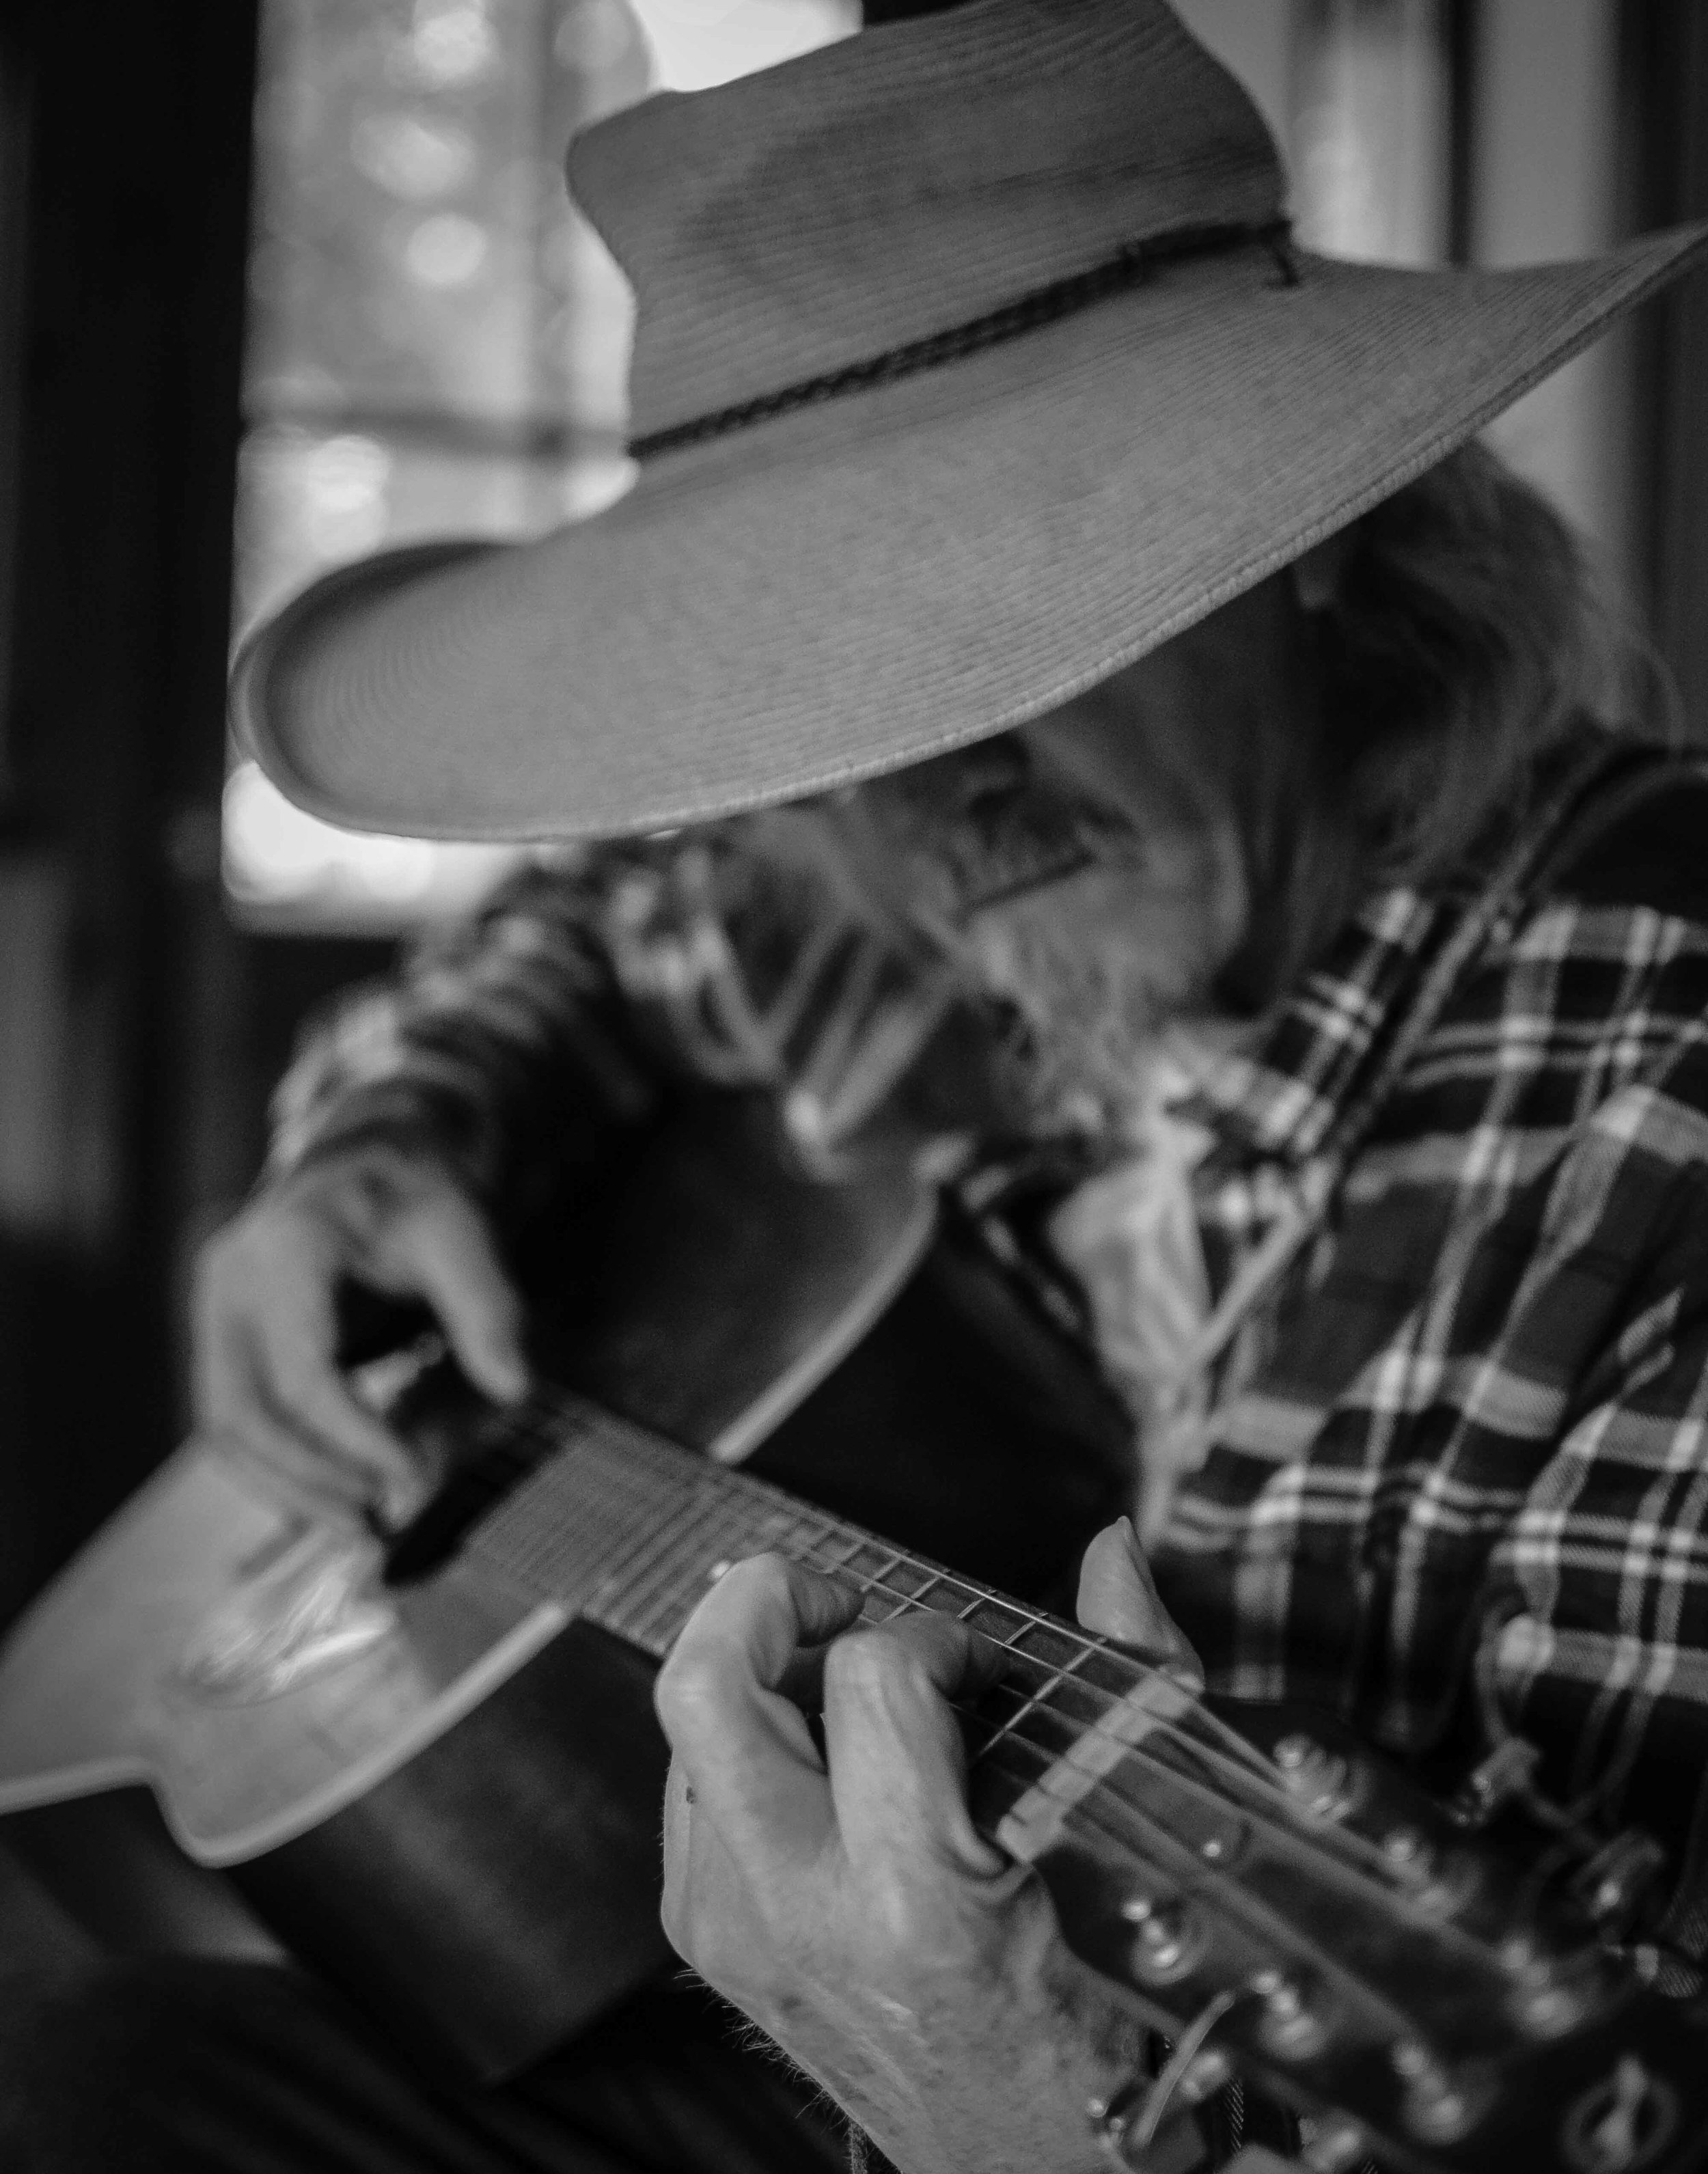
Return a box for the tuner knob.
[1120,1893,1202,1983]
[1498,1938,1605,2037]
[1569,1831,1669,1938]
[1272,1734,1355,1819]
[1251,1968,1328,2059]
[1380,1826,1431,1878]
[1560,2054,1679,2173]
[1391,2041,1482,2144]
[1298,2114,1368,2173]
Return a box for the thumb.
[394,1185,530,1405]
[1075,1518,1203,1690]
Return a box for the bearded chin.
[981,926,1182,1142]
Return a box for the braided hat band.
[629,221,1299,464]
[234,0,1708,844]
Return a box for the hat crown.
[568,0,1285,443]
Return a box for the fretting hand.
[657,1519,1298,2174]
[193,1141,529,1528]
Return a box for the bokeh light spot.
[404,211,490,286]
[409,0,497,87]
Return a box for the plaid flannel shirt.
[272,741,1708,1938]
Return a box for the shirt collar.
[1172,886,1448,1167]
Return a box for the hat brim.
[236,228,1708,842]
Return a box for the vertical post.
[1442,0,1479,265]
[0,32,29,806]
[0,0,260,1618]
[1618,1,1708,739]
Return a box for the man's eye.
[957,739,1032,814]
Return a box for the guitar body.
[0,1099,1133,2076]
[5,1098,1707,2173]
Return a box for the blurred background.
[0,0,1700,1735]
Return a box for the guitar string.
[966,1724,1446,2065]
[553,1407,1165,1692]
[980,1723,1437,2037]
[631,1489,1471,1932]
[598,1478,778,1640]
[498,1405,1404,1907]
[471,1404,739,1613]
[545,1465,716,1624]
[657,1476,1419,1898]
[488,1398,1436,1902]
[625,1472,816,1637]
[473,1396,1515,1941]
[791,1543,1521,1961]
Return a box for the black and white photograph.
[0,3,1705,2169]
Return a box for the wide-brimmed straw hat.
[234,0,1708,843]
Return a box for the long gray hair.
[1215,438,1636,1009]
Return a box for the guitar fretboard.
[438,1392,1686,2172]
[456,1387,1192,1835]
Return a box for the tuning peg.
[1390,2039,1485,2143]
[1297,2113,1368,2172]
[1569,1831,1668,1939]
[1495,1938,1603,2039]
[1250,1967,1327,2059]
[1120,1891,1202,1983]
[1378,1825,1479,1919]
[1379,1824,1431,1876]
[1271,1733,1355,1820]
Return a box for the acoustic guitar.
[0,1099,1702,2174]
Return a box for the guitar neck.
[440,1390,1708,2174]
[455,1386,1166,1836]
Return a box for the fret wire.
[606,1494,765,1649]
[626,1486,788,1650]
[867,1545,908,1590]
[797,1548,1119,1687]
[585,1481,727,1642]
[618,1500,737,1650]
[799,1504,862,1567]
[786,1547,1077,1730]
[509,1422,1321,1862]
[810,1554,1288,1796]
[794,1547,1118,1685]
[715,1467,1094,1653]
[466,1448,659,1598]
[785,1547,1423,1901]
[515,1409,677,1525]
[792,1545,1087,1735]
[567,1450,710,1599]
[613,1474,757,1638]
[974,1640,1092,1757]
[482,1396,1403,1890]
[465,1408,647,1565]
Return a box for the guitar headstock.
[984,1696,1706,2173]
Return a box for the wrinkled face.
[853,569,1317,1133]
